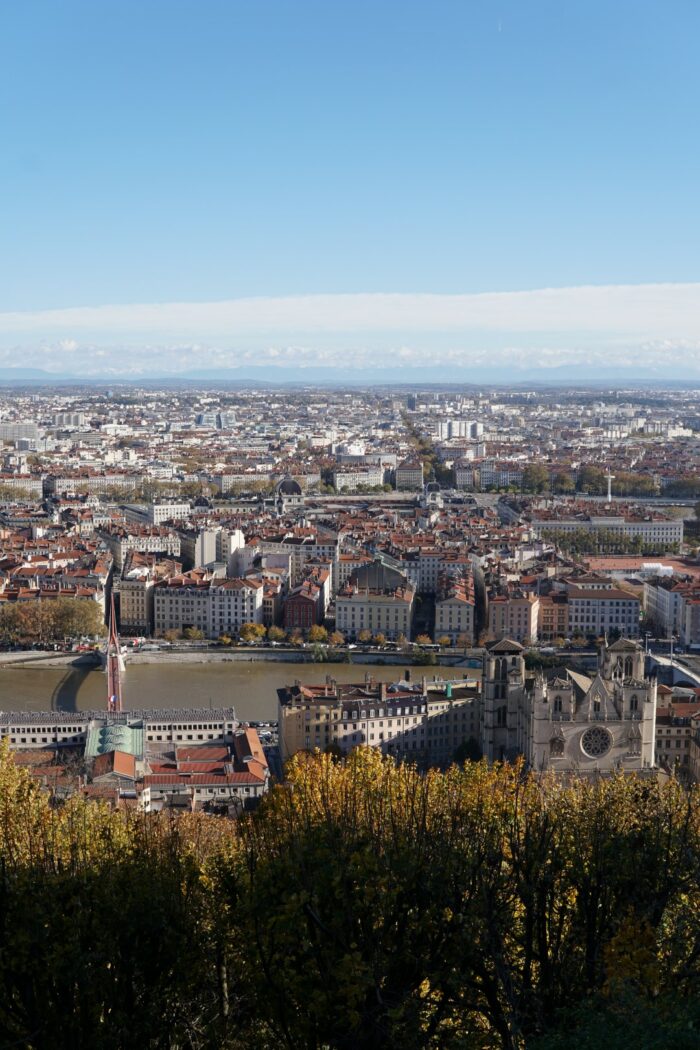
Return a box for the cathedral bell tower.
[482,638,526,762]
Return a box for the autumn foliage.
[0,745,699,1048]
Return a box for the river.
[0,662,480,722]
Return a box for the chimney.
[364,670,371,688]
[380,682,387,702]
[421,675,427,695]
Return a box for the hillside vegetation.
[0,746,699,1049]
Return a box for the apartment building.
[208,578,265,637]
[566,579,640,638]
[656,700,699,774]
[434,571,475,644]
[98,525,182,570]
[479,461,524,490]
[115,553,182,635]
[643,576,686,636]
[257,530,339,589]
[680,592,700,647]
[277,675,481,765]
[146,501,191,525]
[44,473,143,496]
[395,459,424,490]
[0,474,43,498]
[335,582,415,641]
[530,513,684,547]
[332,466,383,492]
[537,593,569,642]
[454,461,479,490]
[488,593,539,643]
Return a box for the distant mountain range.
[0,365,698,389]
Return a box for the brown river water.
[0,662,479,722]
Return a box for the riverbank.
[0,646,484,670]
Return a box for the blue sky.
[2,1,700,378]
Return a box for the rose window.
[581,726,612,758]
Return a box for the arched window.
[496,706,507,728]
[630,695,638,712]
[553,696,562,714]
[593,699,601,714]
[624,656,633,677]
[550,736,564,757]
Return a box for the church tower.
[481,638,526,762]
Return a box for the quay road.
[224,491,697,510]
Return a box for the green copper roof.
[85,721,144,759]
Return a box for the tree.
[372,632,386,646]
[358,629,372,642]
[521,463,550,493]
[183,626,205,641]
[307,625,328,643]
[396,633,409,650]
[415,633,433,645]
[438,634,452,648]
[577,465,606,495]
[0,484,33,501]
[457,632,472,649]
[329,630,345,646]
[0,748,697,1048]
[0,598,106,648]
[239,622,265,643]
[552,472,575,494]
[267,625,286,643]
[163,627,181,642]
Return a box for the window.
[553,696,562,714]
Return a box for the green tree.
[522,463,550,493]
[577,465,606,494]
[552,471,575,494]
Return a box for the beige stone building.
[277,674,481,765]
[434,571,475,644]
[335,583,415,641]
[488,593,539,643]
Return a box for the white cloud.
[0,283,699,338]
[2,283,700,375]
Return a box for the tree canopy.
[0,747,698,1049]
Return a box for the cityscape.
[3,2,700,1048]
[2,380,700,792]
